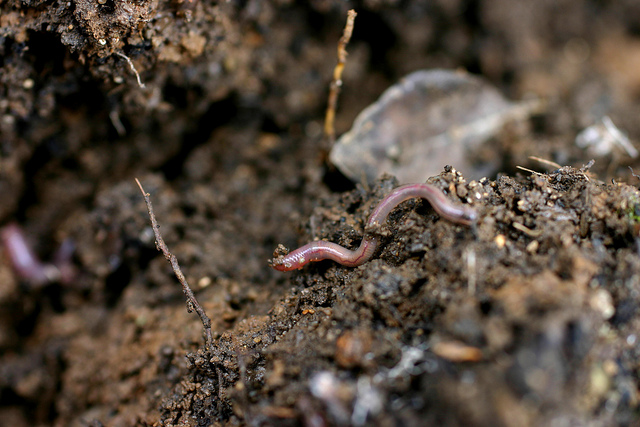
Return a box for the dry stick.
[529,156,561,170]
[324,9,357,148]
[115,52,146,89]
[135,178,213,350]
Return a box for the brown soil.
[1,1,640,426]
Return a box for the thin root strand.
[135,178,213,351]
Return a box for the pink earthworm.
[270,183,478,271]
[1,223,51,285]
[1,223,76,286]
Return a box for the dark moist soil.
[2,1,640,426]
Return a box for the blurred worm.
[270,183,477,271]
[1,223,76,286]
[1,223,51,285]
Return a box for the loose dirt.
[1,1,640,426]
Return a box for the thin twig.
[116,52,146,89]
[516,165,544,176]
[109,110,126,137]
[135,178,213,350]
[324,9,357,148]
[512,222,543,237]
[465,247,476,296]
[529,156,561,170]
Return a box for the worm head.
[269,243,297,271]
[269,256,289,271]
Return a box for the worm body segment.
[270,183,477,271]
[1,223,50,285]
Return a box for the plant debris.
[3,1,640,426]
[330,69,542,184]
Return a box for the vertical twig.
[324,9,357,149]
[115,52,146,89]
[465,247,476,296]
[135,178,213,350]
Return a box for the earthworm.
[270,183,477,271]
[52,238,77,285]
[1,223,77,286]
[1,223,51,285]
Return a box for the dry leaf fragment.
[330,69,541,184]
